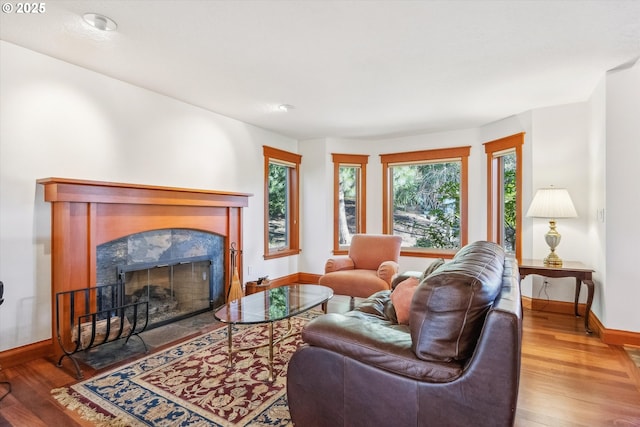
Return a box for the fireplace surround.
[39,178,251,360]
[101,229,224,328]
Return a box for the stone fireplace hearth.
[39,178,251,360]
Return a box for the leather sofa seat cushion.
[302,312,464,382]
[410,241,505,362]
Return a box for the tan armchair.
[319,234,402,299]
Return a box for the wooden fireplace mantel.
[38,177,252,207]
[39,177,252,357]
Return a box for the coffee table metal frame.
[213,284,333,381]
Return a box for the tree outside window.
[263,146,301,259]
[268,162,289,251]
[332,153,368,254]
[500,152,517,253]
[484,133,524,261]
[381,147,470,258]
[391,162,461,249]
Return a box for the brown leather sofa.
[287,241,522,427]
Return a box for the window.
[263,146,302,259]
[484,133,524,261]
[332,153,368,254]
[380,146,470,258]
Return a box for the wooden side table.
[518,259,595,334]
[245,280,277,295]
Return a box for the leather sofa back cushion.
[409,241,505,362]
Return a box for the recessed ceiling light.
[83,13,117,31]
[278,104,295,112]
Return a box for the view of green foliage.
[392,162,461,249]
[268,162,288,248]
[502,153,517,252]
[268,287,288,318]
[338,166,358,244]
[271,154,516,253]
[339,166,357,200]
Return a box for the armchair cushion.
[319,269,392,299]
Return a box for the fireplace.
[39,178,251,359]
[97,228,225,329]
[118,256,213,327]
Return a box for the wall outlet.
[248,265,253,276]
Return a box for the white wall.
[528,103,592,303]
[297,138,332,275]
[0,41,297,351]
[605,60,640,332]
[586,76,607,320]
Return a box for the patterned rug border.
[52,310,321,427]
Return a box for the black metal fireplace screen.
[117,255,215,329]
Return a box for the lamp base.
[543,251,563,267]
[543,219,563,267]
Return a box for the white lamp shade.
[526,187,578,219]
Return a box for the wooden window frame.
[380,146,470,259]
[263,145,302,259]
[484,133,524,262]
[331,153,369,255]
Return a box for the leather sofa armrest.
[324,255,355,273]
[377,260,399,285]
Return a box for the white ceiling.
[2,1,640,140]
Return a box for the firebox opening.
[118,255,214,330]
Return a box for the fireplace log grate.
[55,283,149,379]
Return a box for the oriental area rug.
[52,311,320,426]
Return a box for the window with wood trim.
[332,153,368,254]
[380,146,470,258]
[484,133,524,262]
[263,146,301,259]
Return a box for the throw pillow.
[390,276,419,325]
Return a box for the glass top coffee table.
[214,284,333,381]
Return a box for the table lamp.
[526,187,577,267]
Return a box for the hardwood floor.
[1,296,639,426]
[517,309,640,426]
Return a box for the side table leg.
[583,280,595,334]
[574,277,581,317]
